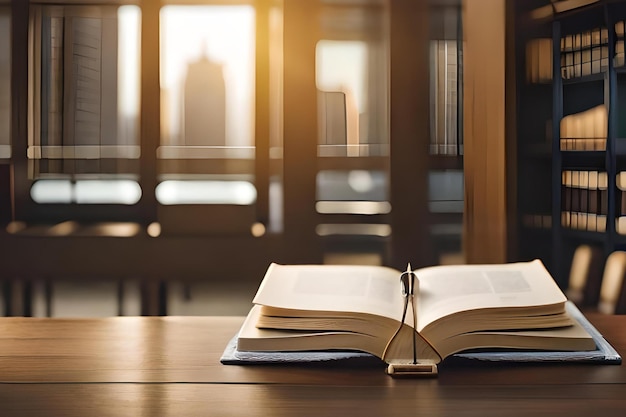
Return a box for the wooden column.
[389,0,434,269]
[255,0,271,227]
[139,0,159,224]
[281,0,322,264]
[5,0,31,317]
[10,0,29,222]
[139,0,162,315]
[462,0,508,264]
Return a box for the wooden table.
[0,314,625,416]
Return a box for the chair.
[598,251,626,315]
[566,244,604,307]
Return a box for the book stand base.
[386,361,438,378]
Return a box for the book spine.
[561,170,609,232]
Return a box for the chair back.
[566,244,603,306]
[598,251,626,314]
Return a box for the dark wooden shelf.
[519,142,552,159]
[561,228,610,242]
[515,0,626,285]
[562,72,606,85]
[560,150,607,169]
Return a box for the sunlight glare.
[118,6,141,119]
[160,6,255,147]
[156,180,257,205]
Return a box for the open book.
[236,260,597,370]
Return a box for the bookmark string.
[409,290,417,363]
[403,270,418,364]
[382,269,418,364]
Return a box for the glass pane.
[156,180,256,205]
[315,39,388,157]
[316,170,387,201]
[428,170,464,213]
[159,5,256,205]
[429,3,462,157]
[31,179,141,205]
[29,5,141,204]
[313,4,389,260]
[0,7,9,159]
[429,39,461,156]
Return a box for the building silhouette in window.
[181,53,226,146]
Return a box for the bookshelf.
[516,1,626,287]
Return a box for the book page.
[252,263,406,323]
[415,259,566,331]
[252,260,566,332]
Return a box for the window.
[430,40,461,156]
[429,5,463,156]
[312,5,390,263]
[158,5,256,205]
[28,5,141,205]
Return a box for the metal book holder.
[383,264,438,377]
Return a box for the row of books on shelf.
[560,138,606,151]
[561,46,609,80]
[561,211,607,232]
[522,170,626,232]
[522,214,552,229]
[617,42,626,67]
[561,27,608,52]
[562,169,609,232]
[526,38,553,83]
[561,26,609,80]
[562,212,626,234]
[562,168,626,233]
[562,170,626,190]
[617,21,626,67]
[535,105,607,152]
[560,105,607,151]
[562,187,607,216]
[523,212,626,234]
[562,169,607,189]
[526,39,608,83]
[525,21,625,83]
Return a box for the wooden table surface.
[0,313,625,416]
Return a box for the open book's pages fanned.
[221,302,621,365]
[235,260,602,367]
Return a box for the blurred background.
[0,0,469,317]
